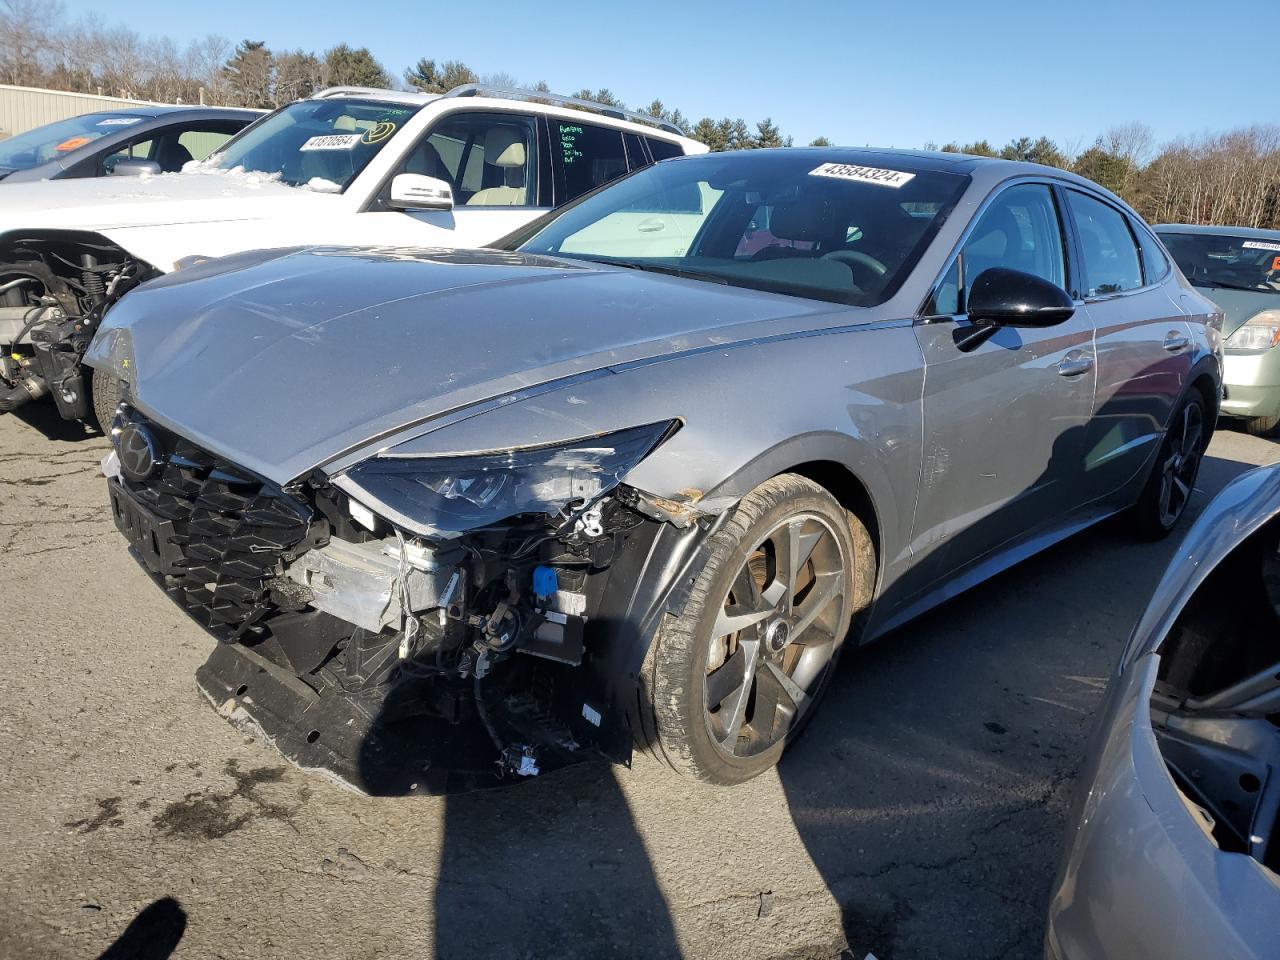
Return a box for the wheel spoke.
[763,660,809,710]
[765,519,824,612]
[716,640,759,747]
[791,571,843,638]
[711,603,773,641]
[705,645,747,707]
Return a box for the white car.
[0,85,704,424]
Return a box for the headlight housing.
[333,421,677,539]
[1225,309,1280,352]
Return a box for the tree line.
[2,0,1276,227]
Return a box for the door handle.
[1163,331,1190,352]
[1057,353,1094,377]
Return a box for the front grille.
[113,408,313,640]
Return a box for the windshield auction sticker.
[97,117,143,126]
[809,162,915,188]
[1242,240,1280,252]
[299,134,362,152]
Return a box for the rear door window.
[554,121,628,202]
[1065,190,1144,296]
[645,136,683,162]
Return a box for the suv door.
[907,181,1096,593]
[367,111,548,248]
[1062,189,1194,502]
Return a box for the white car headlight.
[333,421,678,540]
[1225,308,1280,352]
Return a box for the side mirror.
[110,158,162,177]
[388,173,454,211]
[967,267,1075,327]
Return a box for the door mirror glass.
[110,158,162,177]
[388,173,454,211]
[967,267,1075,327]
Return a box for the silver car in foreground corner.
[87,148,1222,791]
[1046,464,1280,959]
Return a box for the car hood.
[88,246,858,484]
[1194,286,1280,338]
[0,171,328,234]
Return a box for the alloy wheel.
[703,513,847,758]
[1158,400,1204,528]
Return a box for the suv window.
[555,121,628,202]
[645,137,683,162]
[930,183,1066,315]
[1066,191,1143,296]
[398,113,538,207]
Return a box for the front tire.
[1245,414,1279,438]
[1131,390,1208,539]
[637,474,874,785]
[91,367,121,435]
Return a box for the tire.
[1130,390,1209,540]
[91,367,121,435]
[1244,414,1279,438]
[636,473,875,785]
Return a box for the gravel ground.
[1,402,1276,960]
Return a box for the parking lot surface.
[1,405,1275,960]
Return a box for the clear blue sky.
[62,0,1271,150]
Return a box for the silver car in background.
[1046,464,1280,959]
[88,148,1222,790]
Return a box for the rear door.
[1063,189,1193,502]
[907,181,1097,592]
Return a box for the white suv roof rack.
[310,86,436,105]
[442,84,685,136]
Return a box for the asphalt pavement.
[1,403,1276,960]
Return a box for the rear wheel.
[1131,391,1207,539]
[91,367,121,435]
[1244,414,1279,438]
[637,474,873,784]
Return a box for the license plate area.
[108,480,185,575]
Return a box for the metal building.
[0,84,166,140]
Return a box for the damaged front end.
[0,233,153,419]
[103,406,713,794]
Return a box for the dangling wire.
[393,527,420,660]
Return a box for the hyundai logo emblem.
[115,421,158,483]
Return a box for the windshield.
[203,98,421,191]
[512,152,970,306]
[0,113,149,171]
[1160,232,1280,295]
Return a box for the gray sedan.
[1046,464,1280,959]
[87,148,1223,789]
[0,106,259,182]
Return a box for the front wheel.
[637,474,874,785]
[91,367,121,435]
[1130,391,1208,539]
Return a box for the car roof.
[1153,223,1280,241]
[83,105,263,121]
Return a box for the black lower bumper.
[196,642,591,796]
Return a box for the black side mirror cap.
[967,267,1076,327]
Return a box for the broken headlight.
[333,421,677,539]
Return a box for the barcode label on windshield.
[299,135,361,152]
[809,163,915,188]
[1242,240,1280,252]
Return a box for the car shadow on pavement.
[10,397,100,442]
[97,897,187,960]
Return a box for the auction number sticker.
[299,134,362,152]
[97,117,143,126]
[809,162,915,188]
[1243,240,1280,252]
[54,136,92,152]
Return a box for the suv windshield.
[1160,232,1280,295]
[203,98,421,191]
[511,152,969,306]
[0,113,149,172]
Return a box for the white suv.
[0,85,704,422]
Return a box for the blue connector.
[532,565,558,600]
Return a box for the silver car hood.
[88,246,854,484]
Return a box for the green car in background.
[1157,224,1280,436]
